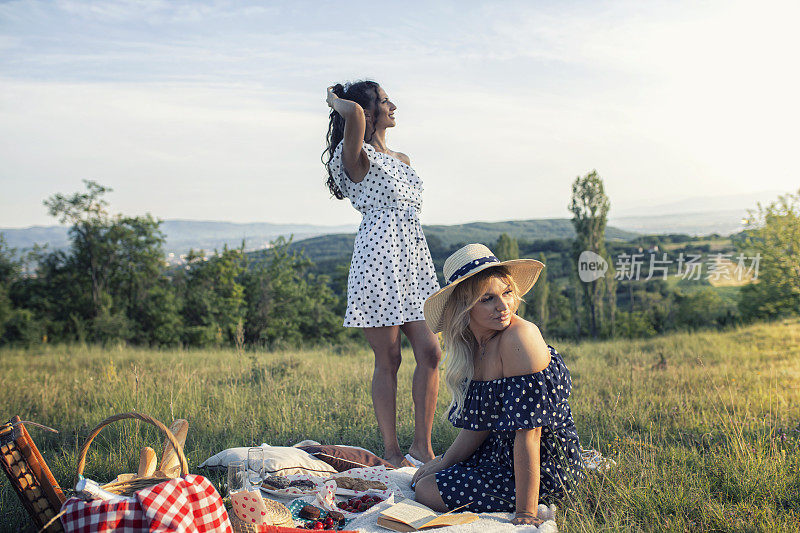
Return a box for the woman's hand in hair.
[326,86,363,119]
[326,86,339,109]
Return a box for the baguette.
[159,419,188,477]
[137,446,157,477]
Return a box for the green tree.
[605,265,618,337]
[675,288,726,330]
[0,235,20,340]
[569,170,611,337]
[528,252,549,332]
[181,246,246,346]
[495,233,525,315]
[546,285,576,339]
[42,180,176,343]
[44,180,115,316]
[242,237,343,347]
[494,233,520,261]
[738,189,800,320]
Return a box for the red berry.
[324,517,334,526]
[313,521,325,530]
[337,502,347,509]
[361,495,371,502]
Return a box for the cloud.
[1,0,798,227]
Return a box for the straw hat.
[423,243,544,334]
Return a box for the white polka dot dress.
[435,346,585,512]
[330,141,440,327]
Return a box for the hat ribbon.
[447,255,499,285]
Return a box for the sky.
[1,0,799,228]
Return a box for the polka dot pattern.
[330,142,440,327]
[436,346,585,512]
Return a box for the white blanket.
[278,466,557,533]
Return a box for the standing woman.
[323,81,441,467]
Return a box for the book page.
[380,499,438,529]
[421,512,480,529]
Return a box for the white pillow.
[199,444,338,476]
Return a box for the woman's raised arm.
[327,86,370,182]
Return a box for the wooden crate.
[0,416,65,532]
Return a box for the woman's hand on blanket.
[411,456,444,486]
[511,512,545,526]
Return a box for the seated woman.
[412,244,584,526]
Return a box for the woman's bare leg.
[400,320,441,463]
[363,326,404,466]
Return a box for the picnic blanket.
[241,440,616,532]
[268,464,558,533]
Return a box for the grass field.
[2,320,799,532]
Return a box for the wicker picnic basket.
[75,412,189,495]
[0,416,66,532]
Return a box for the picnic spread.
[1,413,613,532]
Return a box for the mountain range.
[1,190,783,256]
[1,210,738,261]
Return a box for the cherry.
[312,521,325,530]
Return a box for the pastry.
[261,475,291,490]
[334,476,387,491]
[327,510,345,524]
[289,479,317,490]
[299,504,321,520]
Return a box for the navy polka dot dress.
[330,141,440,327]
[435,346,584,512]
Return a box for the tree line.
[0,181,345,347]
[1,179,798,347]
[508,173,800,339]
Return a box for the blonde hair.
[441,266,522,421]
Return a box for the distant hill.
[288,219,638,264]
[0,218,635,258]
[0,225,70,250]
[609,209,747,236]
[423,219,636,247]
[0,220,358,256]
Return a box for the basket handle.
[76,412,189,483]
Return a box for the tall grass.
[1,320,799,531]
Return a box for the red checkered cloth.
[61,474,232,532]
[258,525,358,533]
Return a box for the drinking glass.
[227,461,246,494]
[247,447,264,485]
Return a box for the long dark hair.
[322,80,381,199]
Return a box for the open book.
[377,499,479,532]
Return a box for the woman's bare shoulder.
[499,317,551,376]
[392,151,411,166]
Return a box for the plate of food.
[331,475,389,497]
[259,474,327,497]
